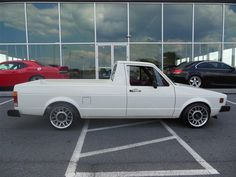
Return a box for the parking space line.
[161,121,219,175]
[65,120,89,177]
[66,120,219,177]
[227,100,236,105]
[75,169,216,177]
[80,136,175,158]
[0,99,13,106]
[87,120,156,132]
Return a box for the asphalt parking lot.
[0,94,236,177]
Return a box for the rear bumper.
[7,110,20,117]
[220,105,230,112]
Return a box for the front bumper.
[7,110,20,117]
[220,106,230,112]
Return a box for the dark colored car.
[168,61,236,87]
[0,60,69,88]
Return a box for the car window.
[197,62,216,69]
[129,66,169,87]
[216,62,232,69]
[0,62,27,70]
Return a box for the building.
[0,0,236,79]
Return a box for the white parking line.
[87,120,156,132]
[161,121,219,175]
[75,169,216,177]
[0,99,13,106]
[227,100,236,105]
[80,136,175,158]
[65,120,219,177]
[65,121,89,177]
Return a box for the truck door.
[126,65,175,118]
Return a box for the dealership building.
[0,0,236,79]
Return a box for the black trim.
[220,105,230,112]
[7,110,21,117]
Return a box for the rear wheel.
[46,103,78,130]
[182,103,210,128]
[29,75,44,81]
[188,75,202,87]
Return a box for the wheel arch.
[43,97,81,118]
[28,75,45,81]
[178,99,211,118]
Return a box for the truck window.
[129,66,169,87]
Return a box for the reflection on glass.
[61,3,94,42]
[0,45,27,62]
[195,4,222,42]
[225,5,236,42]
[163,44,192,68]
[0,3,26,43]
[96,3,127,42]
[194,44,221,61]
[29,45,60,65]
[130,44,162,68]
[27,3,59,43]
[62,44,95,79]
[130,3,161,42]
[98,45,111,79]
[223,45,236,67]
[164,4,192,42]
[114,46,127,63]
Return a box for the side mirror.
[153,80,158,89]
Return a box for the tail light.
[171,69,183,75]
[58,66,69,74]
[13,91,18,107]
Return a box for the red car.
[0,60,69,87]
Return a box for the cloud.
[0,4,25,31]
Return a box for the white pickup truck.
[8,61,230,129]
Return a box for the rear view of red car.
[0,60,69,88]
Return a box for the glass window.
[96,3,127,42]
[225,5,236,42]
[197,62,216,69]
[129,66,154,86]
[0,62,27,70]
[163,44,192,70]
[164,4,192,42]
[29,45,60,65]
[223,44,236,67]
[217,62,232,69]
[194,44,221,61]
[129,3,161,42]
[130,44,162,69]
[62,44,95,79]
[61,3,94,42]
[129,66,168,87]
[194,4,222,42]
[0,3,26,43]
[0,45,27,62]
[27,3,59,43]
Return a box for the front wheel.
[46,103,78,130]
[188,75,202,87]
[181,103,210,128]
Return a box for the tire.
[188,75,202,88]
[46,103,78,130]
[29,75,44,81]
[181,103,210,128]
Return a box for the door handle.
[129,88,141,92]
